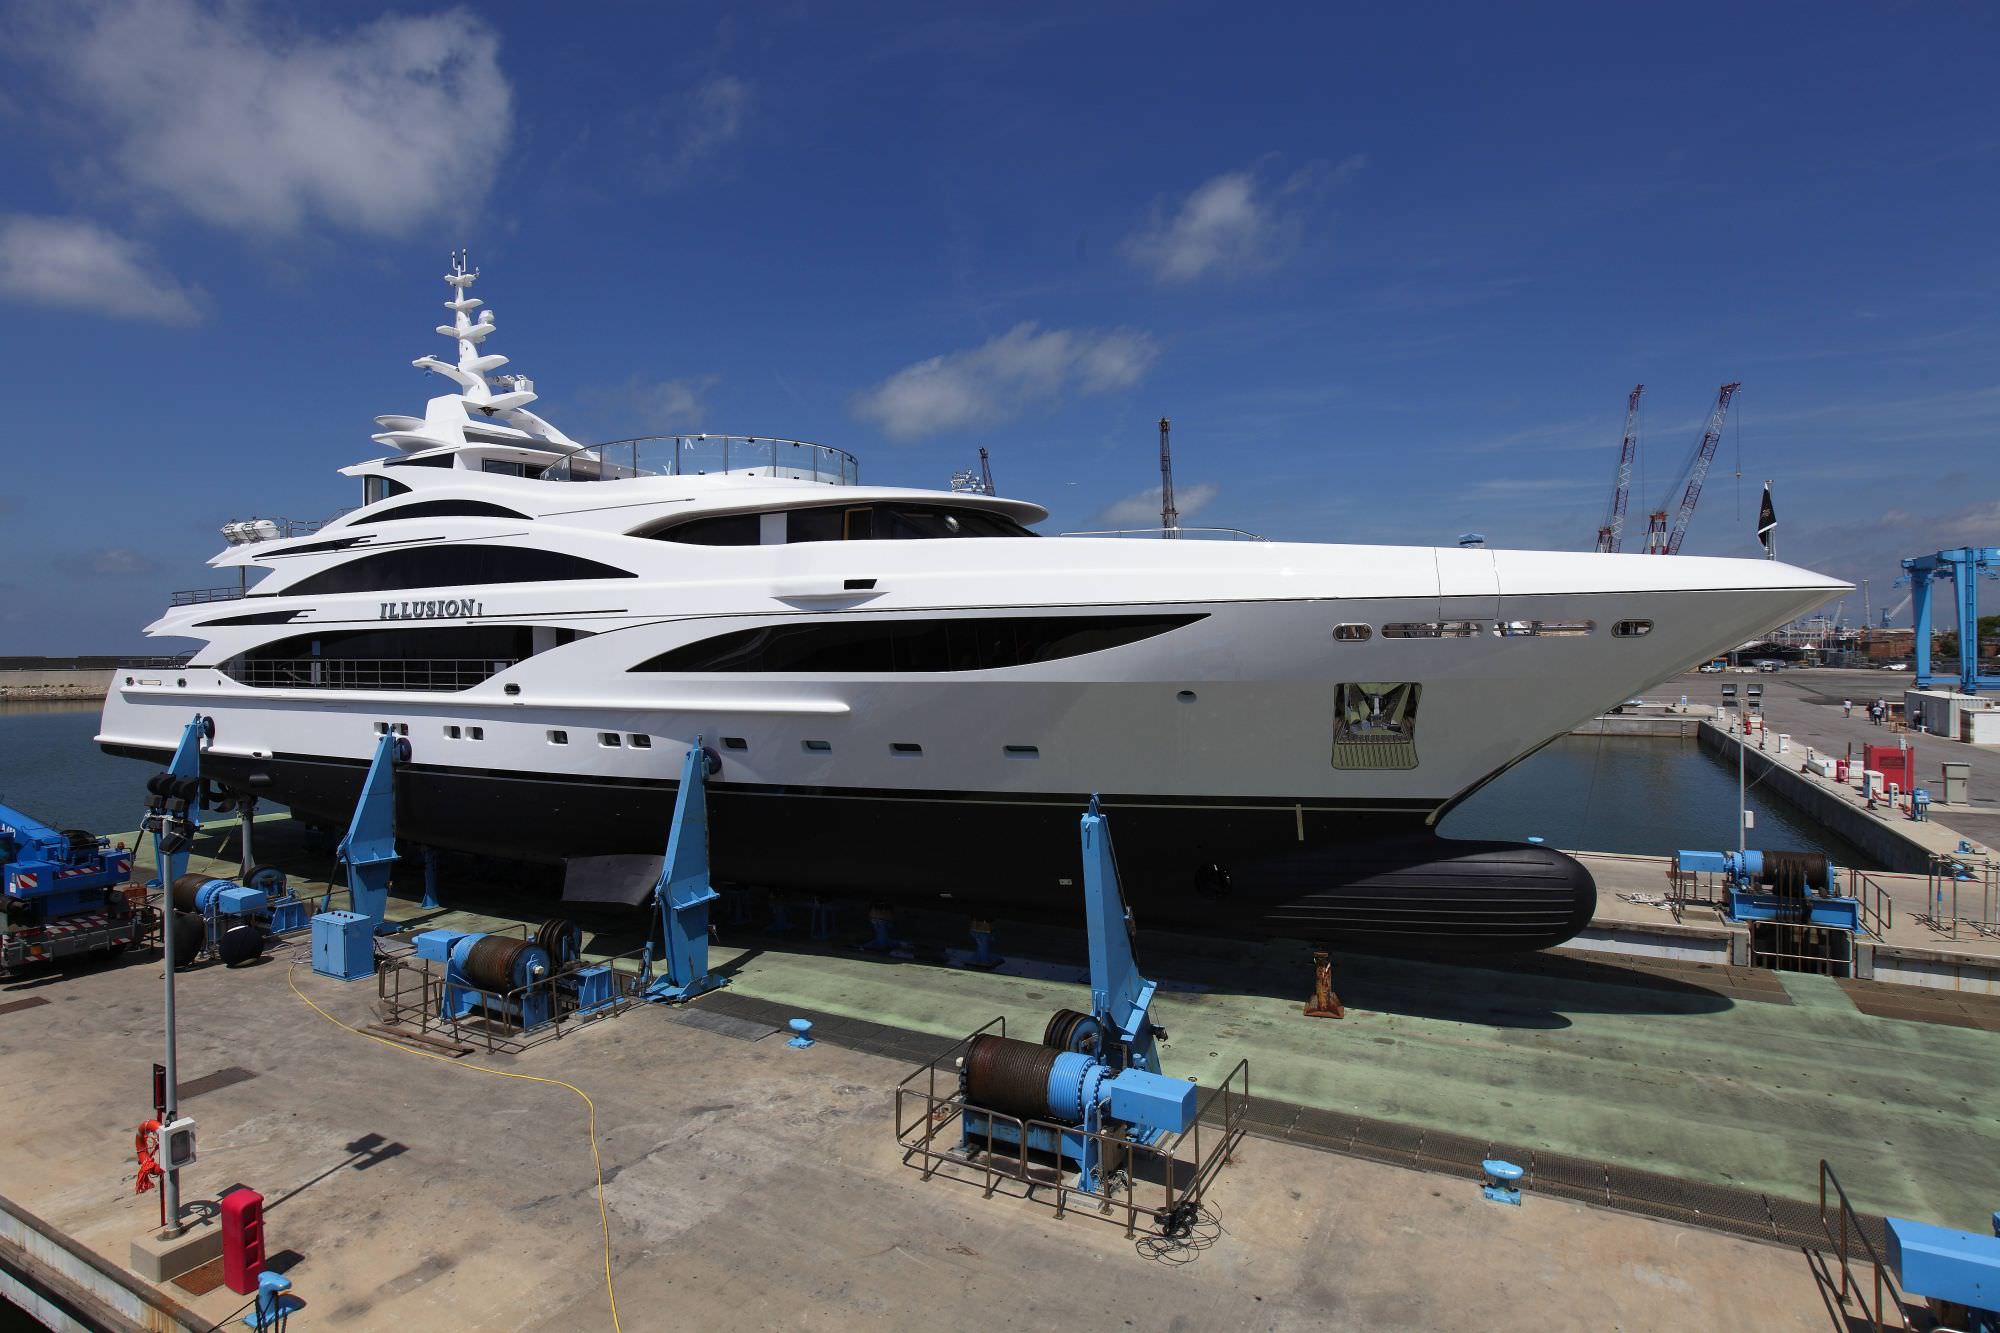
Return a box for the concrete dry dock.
[4,813,1998,1329]
[1,947,1837,1332]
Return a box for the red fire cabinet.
[1865,744,1914,792]
[220,1187,265,1296]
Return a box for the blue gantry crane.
[1904,547,2000,695]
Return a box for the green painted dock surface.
[145,814,2000,1232]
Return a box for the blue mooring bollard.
[242,1270,301,1330]
[787,1018,815,1048]
[1481,1158,1524,1206]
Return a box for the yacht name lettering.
[379,598,483,620]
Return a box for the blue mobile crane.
[0,803,144,975]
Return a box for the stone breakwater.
[0,683,106,699]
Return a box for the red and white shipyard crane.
[1593,384,1645,553]
[1642,382,1741,555]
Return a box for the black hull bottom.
[105,746,1597,954]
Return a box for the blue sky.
[0,2,1995,652]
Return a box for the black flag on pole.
[1756,481,1776,551]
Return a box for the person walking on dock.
[1843,698,1852,718]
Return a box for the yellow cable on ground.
[284,961,622,1331]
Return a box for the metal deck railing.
[1916,851,2000,940]
[168,586,249,607]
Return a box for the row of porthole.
[1331,619,1651,641]
[533,731,1045,760]
[804,740,1042,758]
[546,730,654,748]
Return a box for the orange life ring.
[135,1120,163,1195]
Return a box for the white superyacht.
[99,257,1847,951]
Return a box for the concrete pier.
[1669,667,2000,854]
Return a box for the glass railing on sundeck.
[541,435,860,485]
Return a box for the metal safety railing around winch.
[894,1017,1252,1239]
[1817,1160,1917,1332]
[375,931,651,1055]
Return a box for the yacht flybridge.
[99,256,1848,952]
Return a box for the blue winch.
[169,874,277,966]
[958,796,1200,1194]
[413,925,560,1031]
[1674,848,1861,932]
[1,803,139,974]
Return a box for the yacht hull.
[107,741,1594,953]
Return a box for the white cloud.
[62,547,161,575]
[673,76,750,177]
[1097,481,1220,528]
[579,372,720,434]
[1124,157,1363,283]
[855,323,1159,441]
[636,374,718,430]
[0,215,200,323]
[29,0,511,235]
[623,74,754,192]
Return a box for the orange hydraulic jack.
[1303,948,1345,1019]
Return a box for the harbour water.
[1441,732,1879,868]
[2,703,1876,868]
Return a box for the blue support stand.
[1079,795,1163,1077]
[642,742,726,1004]
[419,846,441,909]
[336,734,404,935]
[965,918,1002,969]
[809,898,836,941]
[961,796,1190,1192]
[147,715,209,890]
[859,906,902,953]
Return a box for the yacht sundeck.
[99,257,1848,952]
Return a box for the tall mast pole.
[1159,416,1178,539]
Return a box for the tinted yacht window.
[285,545,634,595]
[351,499,532,525]
[220,625,589,691]
[363,476,412,506]
[633,613,1202,673]
[786,503,1034,542]
[658,513,762,546]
